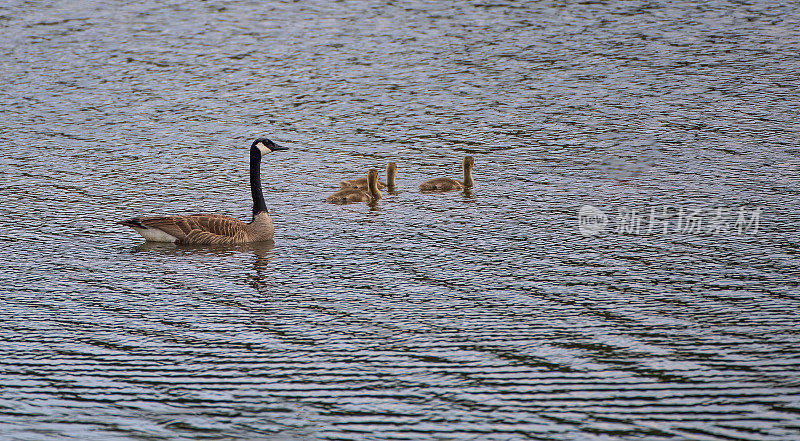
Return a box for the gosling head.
[386,162,398,185]
[462,156,475,188]
[464,156,475,169]
[367,168,379,183]
[251,138,289,156]
[367,168,382,200]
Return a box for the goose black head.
[252,138,289,155]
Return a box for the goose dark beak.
[272,144,289,151]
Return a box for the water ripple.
[1,0,799,440]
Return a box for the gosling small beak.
[272,144,289,151]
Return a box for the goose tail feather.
[118,218,147,229]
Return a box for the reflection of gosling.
[340,162,397,190]
[419,156,474,192]
[327,169,382,204]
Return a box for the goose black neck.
[250,147,268,216]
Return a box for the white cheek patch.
[256,142,270,155]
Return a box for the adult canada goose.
[327,169,381,204]
[118,138,288,244]
[340,162,397,190]
[419,156,474,191]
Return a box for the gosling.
[419,156,474,192]
[340,162,397,190]
[327,169,382,204]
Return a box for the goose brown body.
[118,138,287,244]
[419,156,474,192]
[340,178,386,190]
[328,169,381,204]
[340,163,397,190]
[418,177,464,191]
[118,212,273,245]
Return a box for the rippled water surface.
[2,0,800,439]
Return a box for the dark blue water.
[1,1,799,439]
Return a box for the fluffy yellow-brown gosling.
[419,156,474,192]
[327,169,382,204]
[340,162,397,190]
[118,138,288,244]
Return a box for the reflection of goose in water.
[340,162,397,191]
[132,241,275,284]
[119,138,288,244]
[133,241,275,258]
[327,169,382,204]
[419,156,474,192]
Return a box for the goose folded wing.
[135,216,193,241]
[184,214,247,237]
[182,229,243,245]
[136,214,247,242]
